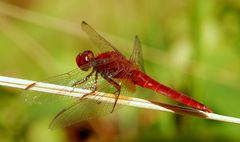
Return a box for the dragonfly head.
[76,50,95,71]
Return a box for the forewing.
[22,68,93,105]
[129,36,145,72]
[81,21,119,53]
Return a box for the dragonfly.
[25,21,212,129]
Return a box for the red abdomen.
[131,70,212,113]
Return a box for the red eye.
[85,56,89,62]
[76,50,95,71]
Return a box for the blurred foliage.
[0,0,240,141]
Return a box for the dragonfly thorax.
[76,50,95,71]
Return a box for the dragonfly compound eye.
[76,50,95,71]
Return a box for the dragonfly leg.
[80,72,98,100]
[68,70,95,94]
[103,76,121,113]
[72,70,95,87]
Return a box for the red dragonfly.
[25,21,212,129]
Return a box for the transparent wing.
[22,68,92,105]
[48,68,133,129]
[49,94,117,129]
[129,36,145,72]
[22,58,108,104]
[81,21,119,53]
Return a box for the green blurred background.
[0,0,240,141]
